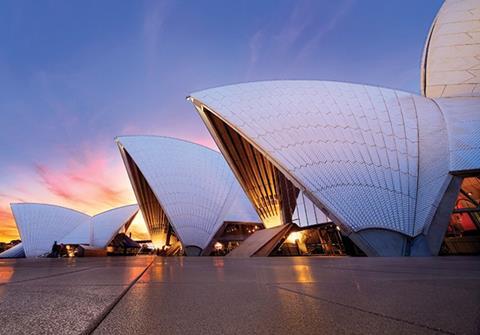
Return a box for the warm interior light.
[286,231,303,244]
[214,242,223,250]
[263,215,283,229]
[66,245,75,257]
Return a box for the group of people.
[49,241,68,258]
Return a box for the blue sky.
[0,0,443,240]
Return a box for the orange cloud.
[0,146,149,242]
[0,206,19,242]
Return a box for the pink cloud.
[33,148,134,212]
[0,145,142,242]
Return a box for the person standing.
[51,241,59,257]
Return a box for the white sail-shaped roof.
[91,204,138,248]
[61,221,91,245]
[421,0,480,98]
[116,136,260,251]
[189,80,452,237]
[11,203,90,258]
[223,191,265,223]
[7,203,138,257]
[60,204,139,248]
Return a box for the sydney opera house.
[1,0,478,258]
[186,0,480,256]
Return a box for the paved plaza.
[0,256,479,334]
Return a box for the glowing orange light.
[286,231,303,244]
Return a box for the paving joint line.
[0,267,98,286]
[270,284,455,335]
[83,257,155,335]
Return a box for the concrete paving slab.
[94,257,480,335]
[0,283,128,335]
[273,280,480,335]
[1,256,479,335]
[92,282,443,335]
[0,256,153,334]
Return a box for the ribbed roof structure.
[2,203,138,258]
[116,136,260,252]
[434,97,480,173]
[421,0,480,98]
[12,203,90,258]
[190,81,452,237]
[91,205,139,248]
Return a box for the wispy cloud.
[294,0,356,64]
[143,0,171,77]
[274,1,318,51]
[245,0,356,77]
[249,30,264,66]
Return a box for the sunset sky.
[0,0,443,242]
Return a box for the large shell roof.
[116,136,260,250]
[421,0,480,98]
[191,80,452,237]
[7,203,138,257]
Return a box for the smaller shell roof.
[11,203,90,257]
[8,203,139,257]
[116,135,261,250]
[91,204,139,248]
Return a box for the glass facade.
[271,223,346,256]
[442,176,480,255]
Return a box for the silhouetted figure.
[50,241,59,258]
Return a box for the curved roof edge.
[189,79,420,100]
[115,135,219,155]
[10,202,91,218]
[92,203,139,217]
